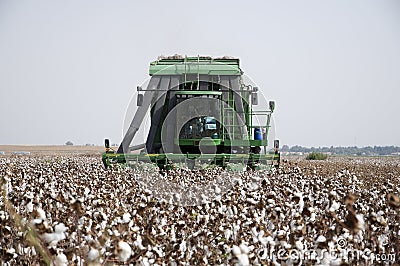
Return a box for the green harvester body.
[102,56,280,170]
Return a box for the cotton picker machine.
[102,56,280,171]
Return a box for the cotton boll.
[251,227,259,243]
[224,229,232,241]
[37,208,47,220]
[237,253,250,266]
[310,212,316,222]
[294,192,304,212]
[54,223,67,234]
[295,239,304,251]
[6,248,17,259]
[122,212,131,223]
[232,245,241,256]
[239,243,250,254]
[329,201,340,212]
[87,248,99,262]
[132,226,140,232]
[179,240,187,253]
[54,253,68,266]
[26,201,34,213]
[134,235,146,250]
[259,235,268,246]
[42,223,67,244]
[356,214,365,231]
[118,241,132,262]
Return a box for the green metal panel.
[175,91,222,95]
[175,138,222,146]
[149,57,242,76]
[249,139,268,146]
[223,139,268,146]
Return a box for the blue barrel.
[254,128,263,140]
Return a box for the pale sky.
[1,0,399,147]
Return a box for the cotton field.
[1,154,399,265]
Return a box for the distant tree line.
[281,145,400,156]
[65,141,73,146]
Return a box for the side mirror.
[269,101,275,112]
[105,139,110,149]
[274,139,279,154]
[252,93,258,105]
[137,93,144,106]
[274,139,279,149]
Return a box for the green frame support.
[102,152,280,170]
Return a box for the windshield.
[180,116,219,139]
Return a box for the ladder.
[222,90,236,141]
